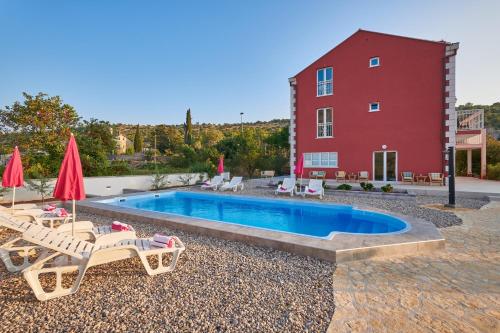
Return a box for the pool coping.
[76,190,445,263]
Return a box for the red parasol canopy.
[2,146,24,188]
[294,154,304,177]
[53,134,86,201]
[217,156,224,174]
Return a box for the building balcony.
[455,109,486,178]
[457,109,484,131]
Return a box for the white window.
[369,102,380,112]
[304,152,338,168]
[317,108,333,138]
[317,67,333,96]
[369,57,380,67]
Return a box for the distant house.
[287,29,486,181]
[114,133,133,155]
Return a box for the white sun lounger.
[219,177,244,192]
[0,215,184,301]
[0,212,136,272]
[201,175,224,191]
[302,179,325,199]
[0,203,38,211]
[275,178,296,196]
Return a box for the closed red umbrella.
[53,134,85,235]
[2,146,24,210]
[294,154,304,191]
[217,156,224,175]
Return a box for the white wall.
[0,173,207,203]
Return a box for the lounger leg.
[138,248,184,276]
[0,237,44,272]
[22,253,88,301]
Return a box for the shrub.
[337,184,352,190]
[381,184,394,193]
[151,172,169,190]
[360,182,374,191]
[107,161,132,175]
[487,163,500,180]
[189,161,217,178]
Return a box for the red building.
[289,30,461,182]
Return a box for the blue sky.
[0,0,499,125]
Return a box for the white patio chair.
[219,177,244,192]
[275,178,296,196]
[201,175,224,191]
[302,179,325,199]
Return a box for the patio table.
[348,173,357,182]
[38,213,71,228]
[416,175,428,185]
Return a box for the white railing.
[317,81,332,96]
[317,123,333,137]
[456,133,482,145]
[457,109,484,130]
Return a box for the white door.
[373,151,397,182]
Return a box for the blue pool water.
[100,192,409,238]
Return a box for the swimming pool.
[99,191,409,239]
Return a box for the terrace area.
[1,178,498,332]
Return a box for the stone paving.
[327,201,500,333]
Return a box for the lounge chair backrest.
[228,177,243,186]
[211,175,223,184]
[221,172,230,180]
[23,224,95,260]
[282,178,295,189]
[308,179,323,190]
[261,170,275,177]
[359,171,368,178]
[0,212,29,232]
[429,173,442,180]
[336,171,346,177]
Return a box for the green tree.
[154,125,183,154]
[133,124,143,153]
[0,92,80,176]
[184,108,193,145]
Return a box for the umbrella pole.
[11,187,16,212]
[72,199,76,236]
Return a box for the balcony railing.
[457,109,484,130]
[456,133,482,145]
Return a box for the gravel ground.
[0,213,335,333]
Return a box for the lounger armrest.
[94,231,137,246]
[56,221,95,233]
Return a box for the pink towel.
[279,186,287,191]
[151,240,174,248]
[203,181,211,185]
[111,221,133,231]
[55,208,68,217]
[152,234,175,248]
[43,204,57,211]
[308,189,316,193]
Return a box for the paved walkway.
[327,202,500,332]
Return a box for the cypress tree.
[133,124,143,153]
[184,108,192,145]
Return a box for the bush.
[487,163,500,180]
[107,161,132,175]
[337,184,352,190]
[381,184,394,193]
[360,182,374,191]
[189,161,217,177]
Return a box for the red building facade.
[289,30,459,181]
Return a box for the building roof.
[291,29,453,79]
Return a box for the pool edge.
[76,190,445,263]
